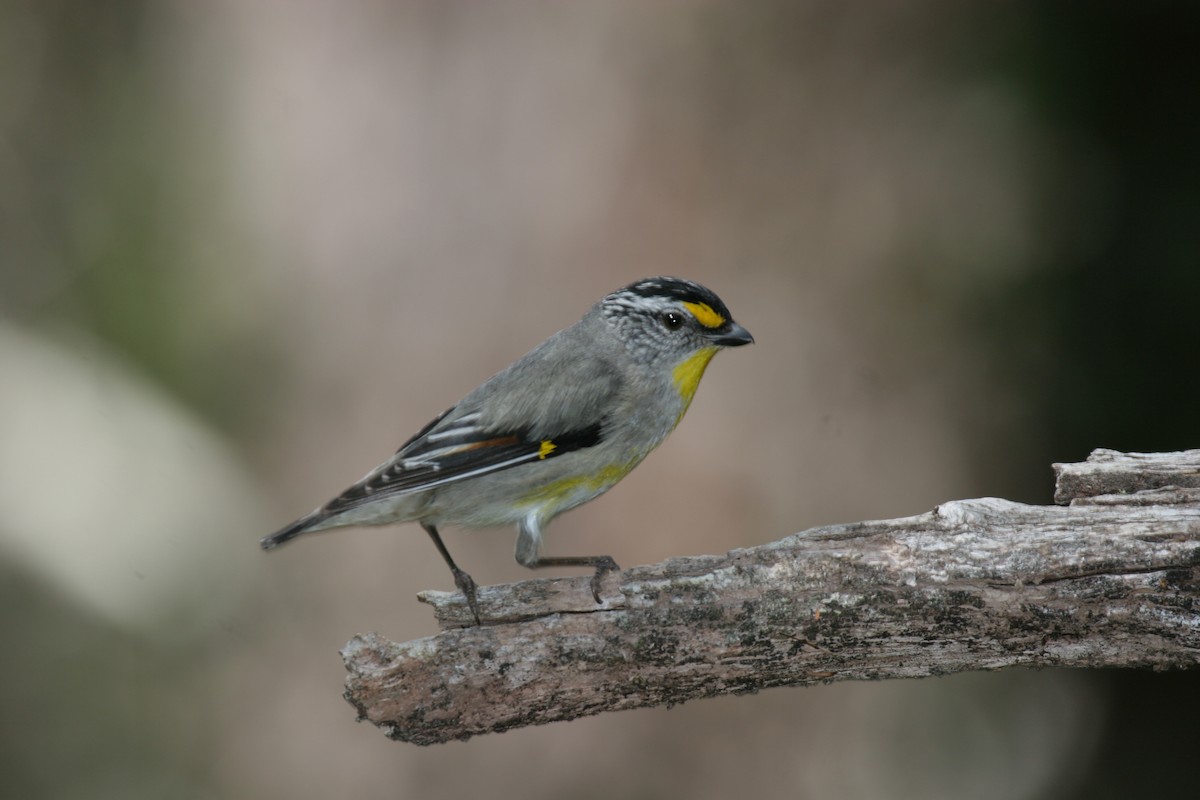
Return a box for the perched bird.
[261,277,753,622]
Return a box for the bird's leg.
[527,555,621,604]
[514,518,619,603]
[421,523,481,625]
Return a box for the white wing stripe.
[393,451,541,493]
[424,426,483,443]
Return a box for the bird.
[260,277,753,623]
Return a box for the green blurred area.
[963,3,1200,494]
[0,561,219,800]
[2,1,1197,798]
[2,0,282,438]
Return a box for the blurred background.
[2,1,1197,798]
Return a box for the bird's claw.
[589,556,620,604]
[452,567,482,625]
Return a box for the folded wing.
[321,412,605,517]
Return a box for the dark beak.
[709,321,754,347]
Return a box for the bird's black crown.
[615,277,733,323]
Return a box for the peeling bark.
[1053,448,1200,503]
[342,449,1200,745]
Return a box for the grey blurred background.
[2,1,1197,798]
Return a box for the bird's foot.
[589,556,620,604]
[451,566,481,625]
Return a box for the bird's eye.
[661,311,684,330]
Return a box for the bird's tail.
[259,510,324,551]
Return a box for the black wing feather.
[320,417,604,517]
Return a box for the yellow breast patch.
[672,346,719,416]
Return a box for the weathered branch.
[342,449,1200,745]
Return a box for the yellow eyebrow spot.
[682,301,726,330]
[538,440,557,459]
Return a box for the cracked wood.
[341,449,1200,745]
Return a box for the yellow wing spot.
[681,301,726,330]
[538,440,557,459]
